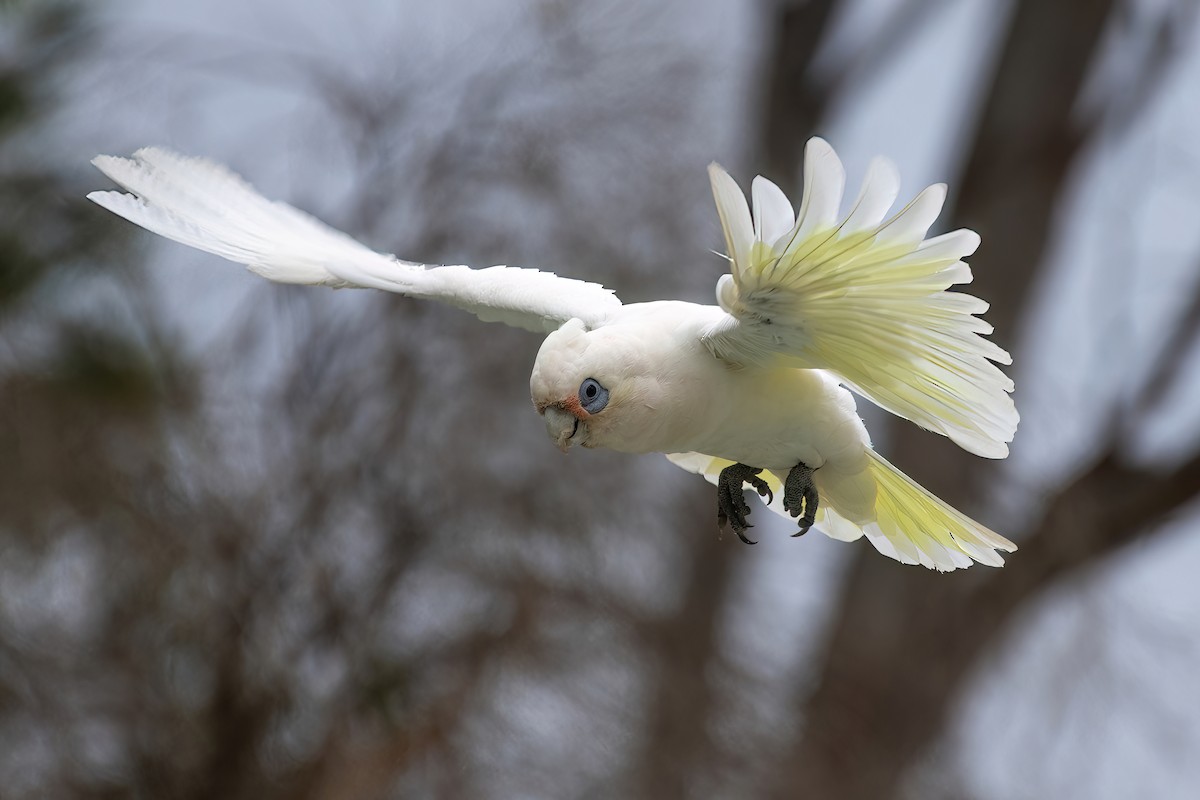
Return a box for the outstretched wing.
[88,148,621,333]
[702,138,1017,458]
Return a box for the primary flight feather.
[89,138,1018,571]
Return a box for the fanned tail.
[859,449,1015,571]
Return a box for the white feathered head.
[529,318,662,454]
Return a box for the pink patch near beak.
[561,395,589,420]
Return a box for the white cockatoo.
[88,137,1018,570]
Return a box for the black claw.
[784,462,819,538]
[716,462,769,546]
[746,473,773,505]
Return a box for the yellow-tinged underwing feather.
[702,138,1017,458]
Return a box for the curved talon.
[748,475,773,505]
[783,462,819,537]
[716,462,768,545]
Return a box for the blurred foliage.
[1,3,711,798]
[0,0,82,135]
[0,9,198,796]
[0,0,181,532]
[0,1,121,306]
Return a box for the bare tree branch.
[771,436,1200,800]
[754,0,839,185]
[765,2,1200,798]
[1129,264,1200,420]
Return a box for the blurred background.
[3,0,1200,797]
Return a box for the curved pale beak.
[543,406,580,452]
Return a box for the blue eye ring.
[579,377,609,414]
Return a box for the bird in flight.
[89,138,1018,571]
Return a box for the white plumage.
[89,138,1018,571]
[90,149,618,332]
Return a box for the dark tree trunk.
[768,2,1121,798]
[628,509,739,799]
[754,0,839,188]
[892,0,1117,507]
[630,3,840,794]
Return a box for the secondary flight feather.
[89,138,1018,571]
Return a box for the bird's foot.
[716,462,773,545]
[783,462,818,537]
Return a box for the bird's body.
[537,299,877,524]
[88,138,1019,570]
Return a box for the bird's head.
[529,318,658,454]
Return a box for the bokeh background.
[4,0,1200,797]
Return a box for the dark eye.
[578,377,609,414]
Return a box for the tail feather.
[861,449,1014,571]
